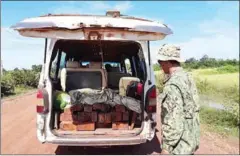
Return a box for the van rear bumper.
[46,135,147,146]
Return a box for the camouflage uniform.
[157,44,200,154]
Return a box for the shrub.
[155,71,164,93]
[1,73,15,97]
[24,70,39,87]
[153,64,161,71]
[200,106,239,136]
[216,65,239,73]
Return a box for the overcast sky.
[1,1,239,70]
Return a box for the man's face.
[158,60,170,74]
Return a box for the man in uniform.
[157,44,200,155]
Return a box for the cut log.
[60,113,78,122]
[91,112,98,122]
[84,105,92,112]
[130,112,137,130]
[77,122,95,131]
[112,112,122,122]
[105,113,112,124]
[115,104,126,112]
[98,113,105,123]
[112,122,129,130]
[78,112,91,122]
[122,111,129,122]
[60,121,78,131]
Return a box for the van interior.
[49,40,147,137]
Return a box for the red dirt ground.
[1,91,239,154]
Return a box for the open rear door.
[11,12,173,41]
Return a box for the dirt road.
[1,92,239,154]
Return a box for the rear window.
[50,40,147,80]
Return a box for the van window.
[59,52,66,70]
[58,52,66,78]
[50,50,66,80]
[50,51,59,79]
[124,58,132,75]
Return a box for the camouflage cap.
[157,44,184,63]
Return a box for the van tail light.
[147,87,157,113]
[37,90,43,99]
[147,105,156,113]
[36,90,45,113]
[149,87,156,98]
[37,105,44,113]
[137,83,143,95]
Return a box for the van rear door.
[11,13,172,41]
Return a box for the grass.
[192,70,238,89]
[15,86,35,94]
[2,85,35,99]
[200,106,239,137]
[155,67,239,137]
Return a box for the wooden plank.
[115,105,125,112]
[78,112,91,122]
[71,104,83,112]
[98,113,105,123]
[92,103,102,111]
[96,123,112,128]
[77,122,95,131]
[130,112,137,130]
[112,122,129,130]
[111,112,122,122]
[92,103,110,112]
[105,113,112,124]
[60,113,78,122]
[91,112,98,122]
[122,111,129,122]
[84,105,92,112]
[60,121,78,131]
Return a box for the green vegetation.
[1,65,42,97]
[153,54,239,71]
[15,85,35,95]
[200,106,239,137]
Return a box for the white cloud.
[148,2,239,64]
[1,1,135,70]
[51,1,133,15]
[113,1,133,13]
[87,1,111,11]
[1,27,44,70]
[199,19,238,36]
[52,6,82,14]
[178,34,239,60]
[164,2,239,61]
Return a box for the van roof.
[11,12,173,41]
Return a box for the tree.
[32,65,42,73]
[185,57,197,63]
[200,54,209,62]
[14,68,19,71]
[153,63,161,71]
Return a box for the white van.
[11,11,173,146]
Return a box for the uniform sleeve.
[161,84,184,153]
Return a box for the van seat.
[61,61,107,92]
[107,72,131,89]
[119,77,140,96]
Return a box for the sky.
[1,1,239,70]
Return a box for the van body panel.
[11,14,172,41]
[36,40,157,145]
[12,12,172,146]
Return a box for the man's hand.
[160,149,170,155]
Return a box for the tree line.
[153,54,239,71]
[1,54,239,97]
[1,65,42,97]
